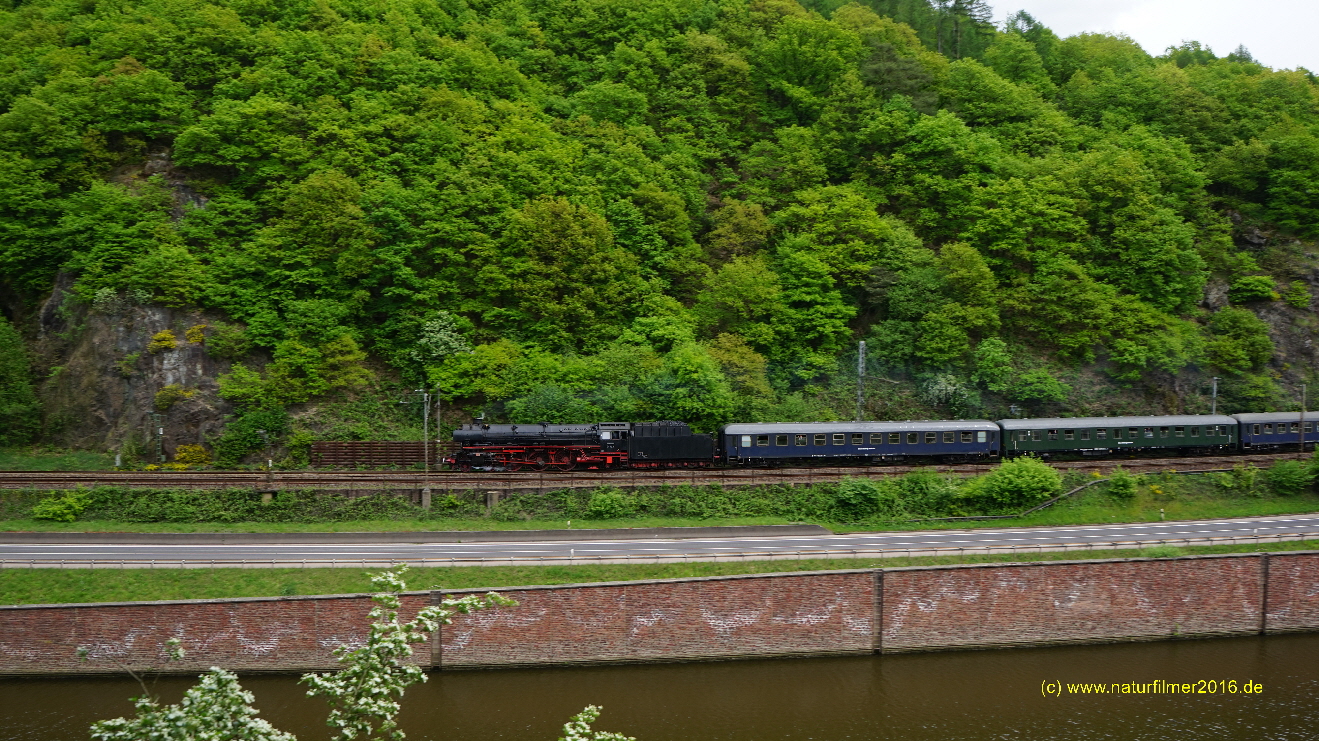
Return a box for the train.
[444,412,1319,471]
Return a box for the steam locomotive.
[445,411,1319,471]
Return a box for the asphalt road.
[1,514,1316,567]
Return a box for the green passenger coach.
[998,415,1237,457]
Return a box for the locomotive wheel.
[550,452,578,471]
[530,455,549,471]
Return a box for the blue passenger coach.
[1233,412,1319,450]
[720,421,1000,465]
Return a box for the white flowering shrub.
[91,667,295,741]
[409,312,471,366]
[301,567,515,741]
[558,705,635,741]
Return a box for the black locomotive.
[449,420,713,470]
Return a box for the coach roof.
[997,415,1236,430]
[1233,412,1319,424]
[721,420,999,435]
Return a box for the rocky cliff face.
[35,279,234,460]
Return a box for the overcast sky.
[997,0,1318,71]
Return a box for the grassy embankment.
[0,469,1316,533]
[1,539,1315,606]
[0,448,114,471]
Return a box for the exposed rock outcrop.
[35,288,234,459]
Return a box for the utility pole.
[420,387,430,476]
[1210,376,1220,415]
[1297,379,1308,456]
[856,340,867,422]
[400,388,435,509]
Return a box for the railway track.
[0,452,1306,492]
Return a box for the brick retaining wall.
[0,552,1315,675]
[440,571,877,667]
[880,554,1265,652]
[0,593,433,675]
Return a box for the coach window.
[871,433,884,444]
[1143,427,1153,438]
[977,431,987,443]
[776,435,788,446]
[1048,429,1059,441]
[852,434,864,445]
[961,432,973,443]
[814,434,826,446]
[1080,430,1090,440]
[794,434,807,446]
[943,431,955,443]
[1252,424,1261,435]
[1264,424,1274,434]
[1096,429,1106,439]
[1030,430,1041,441]
[1175,427,1184,437]
[832,434,845,445]
[890,433,902,444]
[1190,426,1199,437]
[1291,422,1300,433]
[1307,423,1315,433]
[1160,427,1169,438]
[740,435,752,448]
[1064,430,1074,440]
[921,432,933,444]
[757,435,769,447]
[907,432,918,444]
[1131,428,1142,438]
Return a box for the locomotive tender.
[446,411,1319,471]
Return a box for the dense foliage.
[0,317,39,445]
[2,0,1316,433]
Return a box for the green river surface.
[1,633,1315,740]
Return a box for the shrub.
[1106,468,1139,500]
[207,322,252,361]
[1142,545,1184,558]
[153,384,195,411]
[970,456,1062,508]
[0,316,39,446]
[896,471,962,517]
[834,478,885,520]
[507,384,602,424]
[1228,275,1279,303]
[146,329,178,353]
[31,490,91,522]
[114,352,141,377]
[1214,463,1262,495]
[1207,308,1274,374]
[174,444,212,466]
[1282,280,1311,309]
[213,408,289,466]
[586,488,632,519]
[185,324,207,343]
[1266,460,1314,496]
[490,498,526,522]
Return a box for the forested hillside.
[2,0,1318,455]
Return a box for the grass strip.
[2,539,1315,606]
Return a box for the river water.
[2,634,1315,740]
